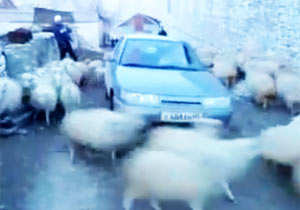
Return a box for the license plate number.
[161,112,203,122]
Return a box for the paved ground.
[0,85,299,210]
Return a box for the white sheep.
[240,40,265,62]
[260,119,300,191]
[244,59,280,78]
[61,108,145,162]
[260,125,300,165]
[212,56,238,87]
[0,77,22,114]
[59,75,81,112]
[275,71,300,114]
[122,149,218,210]
[245,71,276,109]
[195,46,219,68]
[30,77,58,125]
[87,60,104,86]
[264,51,292,71]
[62,58,83,85]
[75,61,89,76]
[146,127,259,203]
[76,60,104,87]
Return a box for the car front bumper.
[114,97,233,125]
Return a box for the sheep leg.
[150,199,162,210]
[290,104,294,115]
[232,76,237,86]
[111,150,116,161]
[262,98,268,109]
[222,182,237,203]
[188,199,204,210]
[34,111,38,121]
[69,141,75,164]
[77,95,81,105]
[46,110,50,126]
[122,194,134,210]
[228,76,236,88]
[225,78,230,88]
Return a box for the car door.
[105,37,124,97]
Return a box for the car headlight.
[203,97,231,107]
[121,90,159,105]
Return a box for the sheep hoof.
[188,200,203,210]
[150,199,162,210]
[123,196,134,210]
[222,182,237,204]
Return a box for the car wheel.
[222,115,232,128]
[109,90,114,111]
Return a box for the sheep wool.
[87,60,104,86]
[212,56,237,87]
[195,46,219,67]
[0,77,22,114]
[61,108,144,151]
[244,60,280,77]
[60,78,81,112]
[146,127,259,203]
[31,82,58,125]
[245,71,276,108]
[260,125,300,166]
[62,58,83,85]
[275,71,300,114]
[122,149,216,210]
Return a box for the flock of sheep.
[0,58,104,125]
[1,40,300,210]
[198,41,300,113]
[60,107,300,210]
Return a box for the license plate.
[161,112,203,122]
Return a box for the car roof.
[123,33,179,42]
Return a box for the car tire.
[109,90,114,111]
[222,115,232,128]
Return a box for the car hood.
[115,66,229,97]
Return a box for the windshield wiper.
[159,65,200,71]
[121,63,201,71]
[121,63,161,69]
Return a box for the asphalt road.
[0,85,299,210]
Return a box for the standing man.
[158,25,167,36]
[52,15,77,61]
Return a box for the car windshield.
[120,39,205,71]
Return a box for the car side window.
[183,45,192,64]
[183,42,207,70]
[114,37,124,60]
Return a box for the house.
[116,13,161,35]
[0,0,17,9]
[33,7,75,25]
[99,13,162,48]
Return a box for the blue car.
[104,34,232,125]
